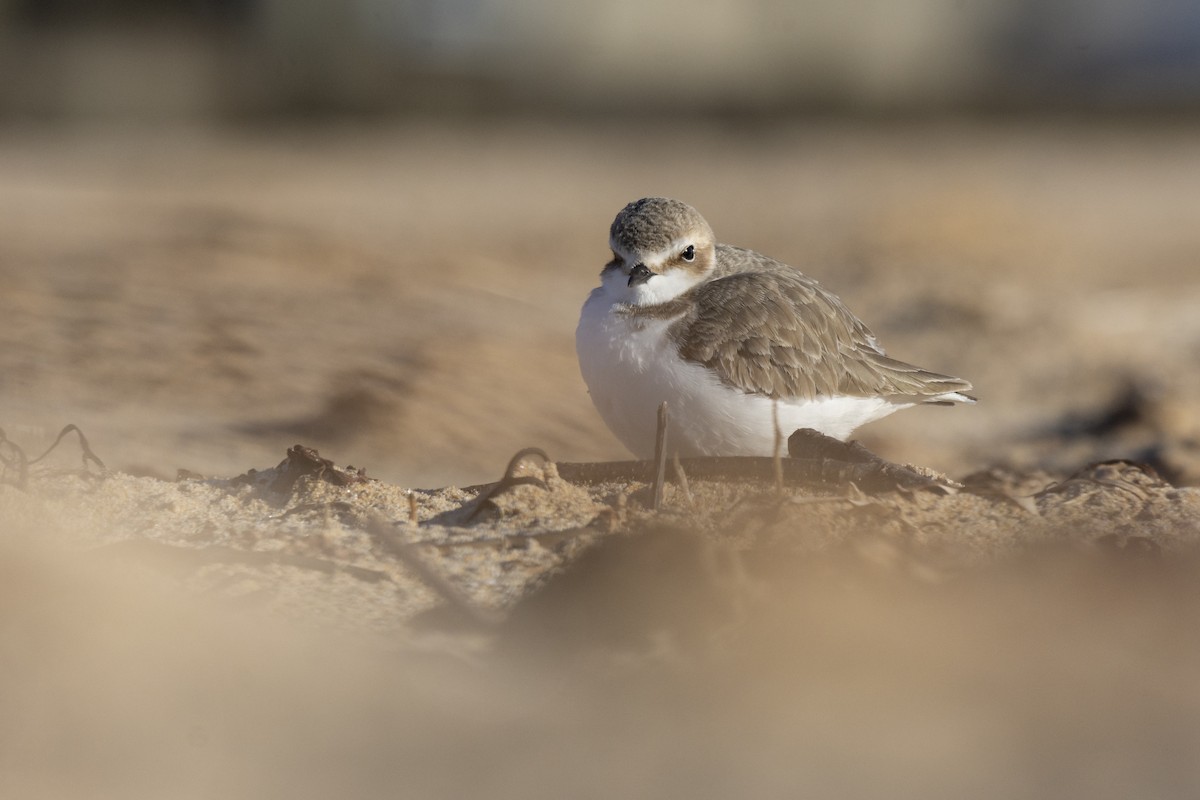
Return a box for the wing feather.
[667,252,973,401]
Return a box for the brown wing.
[669,269,973,401]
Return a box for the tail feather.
[866,354,975,404]
[922,391,977,406]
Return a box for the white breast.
[576,289,910,459]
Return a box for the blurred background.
[2,0,1199,486]
[3,0,1200,118]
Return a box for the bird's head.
[601,197,716,306]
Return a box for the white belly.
[575,289,908,459]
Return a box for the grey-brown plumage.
[609,196,710,257]
[614,205,975,404]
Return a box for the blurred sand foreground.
[2,120,1200,797]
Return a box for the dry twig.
[651,401,669,511]
[365,512,503,628]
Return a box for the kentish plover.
[576,197,975,459]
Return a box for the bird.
[575,197,975,460]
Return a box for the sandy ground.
[3,118,1200,798]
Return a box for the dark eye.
[681,245,695,262]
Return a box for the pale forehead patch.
[615,235,699,268]
[610,197,713,255]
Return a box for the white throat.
[601,266,707,307]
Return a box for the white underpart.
[576,285,914,459]
[932,390,975,404]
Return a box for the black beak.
[628,263,654,287]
